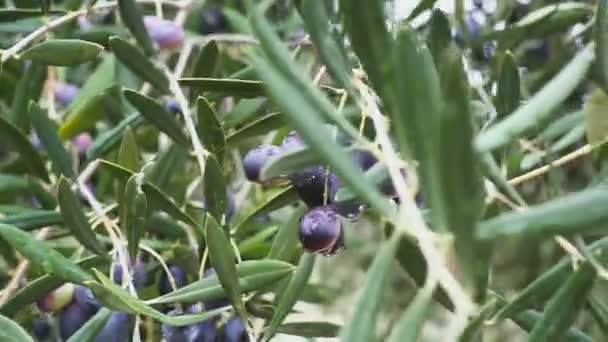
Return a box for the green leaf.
[0,223,94,284]
[234,186,300,235]
[0,174,56,209]
[0,256,106,317]
[260,147,320,181]
[66,308,112,342]
[514,310,593,341]
[197,97,226,163]
[117,0,155,55]
[147,260,294,304]
[88,270,226,326]
[386,283,435,342]
[203,156,227,223]
[28,102,74,178]
[496,52,521,119]
[340,235,399,342]
[584,88,608,144]
[205,214,246,317]
[87,112,145,160]
[267,205,305,262]
[180,78,265,98]
[477,186,608,241]
[0,314,34,342]
[192,41,219,79]
[123,89,188,145]
[225,112,285,146]
[426,10,452,65]
[480,153,526,206]
[58,177,107,256]
[596,0,608,90]
[334,163,389,202]
[276,322,340,338]
[476,43,595,153]
[59,56,116,139]
[109,37,169,93]
[10,62,46,130]
[246,0,391,217]
[0,9,64,21]
[99,160,199,228]
[408,0,439,20]
[299,0,352,91]
[123,175,148,261]
[144,144,188,193]
[264,253,316,341]
[0,114,48,181]
[21,39,103,66]
[529,263,596,341]
[588,295,608,333]
[0,210,62,231]
[117,127,139,172]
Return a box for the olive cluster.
[243,131,400,256]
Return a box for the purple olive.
[199,7,227,34]
[299,205,343,255]
[72,132,93,154]
[74,285,101,314]
[202,269,229,310]
[54,81,79,107]
[327,173,366,218]
[143,16,185,50]
[165,98,182,114]
[37,283,74,313]
[185,303,218,341]
[221,317,249,342]
[159,264,188,295]
[289,165,331,208]
[59,301,96,340]
[351,149,377,171]
[113,260,152,289]
[280,131,304,153]
[242,144,282,182]
[94,312,133,342]
[32,318,51,341]
[162,309,189,342]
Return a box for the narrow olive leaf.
[59,56,116,139]
[88,270,227,326]
[460,297,503,342]
[477,186,608,241]
[584,88,608,144]
[0,314,34,342]
[267,205,306,262]
[58,177,107,256]
[514,310,593,341]
[234,186,300,235]
[496,52,521,118]
[204,156,227,222]
[0,9,65,21]
[0,256,106,316]
[529,263,596,341]
[264,253,316,341]
[340,235,400,342]
[246,0,362,141]
[0,175,55,209]
[99,160,199,228]
[148,260,294,305]
[476,43,595,153]
[197,97,226,163]
[0,223,93,284]
[408,0,439,20]
[427,10,452,65]
[117,127,139,172]
[276,322,340,338]
[144,144,188,192]
[87,113,145,160]
[117,0,155,55]
[66,308,112,342]
[386,283,435,342]
[260,147,320,181]
[109,37,169,93]
[193,41,220,78]
[223,98,267,128]
[538,111,585,142]
[340,0,392,94]
[436,45,486,299]
[180,78,265,98]
[0,114,48,181]
[123,175,148,261]
[0,211,62,231]
[10,62,46,130]
[21,39,103,66]
[225,112,285,145]
[206,214,246,317]
[479,153,527,207]
[123,90,188,144]
[588,295,608,333]
[238,226,279,258]
[246,1,390,217]
[334,163,390,202]
[596,0,608,89]
[492,237,608,322]
[28,102,74,178]
[299,0,352,91]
